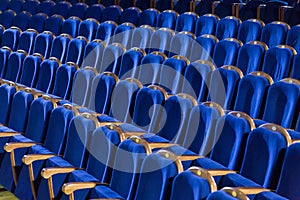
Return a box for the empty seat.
[236,41,267,74]
[175,12,198,33]
[78,18,99,42]
[0,10,16,29]
[69,3,87,19]
[12,11,31,31]
[38,0,55,16]
[44,14,64,36]
[33,31,54,59]
[61,16,82,38]
[215,16,241,40]
[4,50,27,82]
[65,36,88,66]
[29,13,48,33]
[85,4,105,22]
[260,21,290,48]
[17,29,38,55]
[190,34,218,62]
[138,8,160,27]
[112,22,136,49]
[195,14,219,36]
[169,32,195,58]
[0,0,8,11]
[262,45,296,82]
[0,81,18,125]
[22,0,39,15]
[49,33,72,63]
[237,19,265,44]
[120,7,141,25]
[51,1,71,19]
[0,25,4,44]
[212,38,242,68]
[131,25,155,50]
[157,10,178,30]
[0,47,12,78]
[82,39,106,70]
[98,43,125,73]
[7,0,24,13]
[96,21,117,44]
[101,5,122,23]
[2,27,22,51]
[286,24,300,53]
[148,28,174,55]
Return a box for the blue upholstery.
[4,50,26,82]
[50,33,72,63]
[236,41,267,74]
[29,13,48,33]
[71,67,98,107]
[260,22,289,48]
[22,0,39,14]
[118,48,145,79]
[190,35,218,62]
[65,36,88,66]
[212,38,242,68]
[262,45,295,82]
[120,7,141,25]
[169,32,195,58]
[0,0,8,11]
[61,16,81,38]
[85,4,104,22]
[19,53,43,88]
[44,14,64,36]
[175,12,198,33]
[98,43,125,74]
[101,5,122,23]
[291,53,300,79]
[35,57,60,94]
[182,60,215,102]
[131,25,154,50]
[286,25,300,53]
[195,14,219,36]
[2,27,21,51]
[138,51,166,85]
[12,11,31,31]
[112,22,135,49]
[69,3,87,19]
[156,10,178,30]
[96,21,117,44]
[155,0,172,11]
[7,0,23,13]
[0,47,12,78]
[17,29,38,55]
[215,16,241,40]
[51,1,71,19]
[78,18,99,42]
[82,39,106,70]
[0,25,4,44]
[88,72,119,114]
[33,31,54,59]
[234,72,272,119]
[237,19,264,44]
[38,0,55,16]
[138,8,159,27]
[208,66,242,110]
[149,28,174,55]
[0,82,18,125]
[0,10,16,29]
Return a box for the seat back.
[157,10,178,30]
[38,0,55,16]
[50,33,72,63]
[112,22,136,50]
[33,31,55,59]
[175,12,198,33]
[51,1,71,19]
[0,81,18,125]
[149,28,174,55]
[96,20,118,44]
[29,13,48,33]
[17,29,38,55]
[65,36,88,66]
[4,50,27,82]
[237,19,264,44]
[190,34,218,62]
[131,25,155,50]
[101,5,122,23]
[260,21,290,48]
[195,14,219,36]
[86,4,104,22]
[0,10,16,29]
[78,18,99,42]
[44,14,64,36]
[169,31,195,58]
[0,47,12,78]
[286,25,300,53]
[138,8,160,27]
[82,39,106,69]
[61,16,81,38]
[215,16,241,40]
[69,3,87,19]
[120,7,141,25]
[7,0,23,13]
[2,27,21,51]
[12,11,31,31]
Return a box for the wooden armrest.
[41,167,78,179]
[0,132,22,137]
[62,182,109,195]
[4,142,38,152]
[22,154,57,165]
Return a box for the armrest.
[22,154,57,165]
[235,187,271,195]
[62,182,109,195]
[206,169,237,176]
[212,1,221,14]
[41,167,78,179]
[4,142,38,152]
[257,4,266,19]
[0,132,22,137]
[179,155,202,161]
[99,122,124,127]
[149,142,177,149]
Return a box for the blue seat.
[96,21,118,44]
[61,16,81,38]
[0,10,16,29]
[65,36,88,66]
[97,43,125,73]
[0,81,18,126]
[181,60,216,102]
[69,3,87,19]
[78,18,99,42]
[101,5,122,23]
[17,29,38,55]
[4,50,27,83]
[22,0,39,15]
[51,1,71,19]
[7,0,24,13]
[236,41,267,75]
[260,21,290,48]
[262,45,296,82]
[286,25,300,53]
[118,47,145,79]
[169,32,195,58]
[29,13,48,33]
[0,47,12,78]
[208,66,243,110]
[49,33,72,63]
[237,19,264,44]
[52,62,78,100]
[120,7,141,25]
[138,8,160,27]
[88,72,119,114]
[0,25,4,44]
[0,0,8,11]
[148,28,174,55]
[215,16,241,40]
[195,14,220,37]
[12,11,31,31]
[38,0,55,16]
[175,12,198,33]
[86,4,104,22]
[44,14,64,36]
[35,57,60,94]
[1,27,22,51]
[19,53,43,88]
[156,10,178,30]
[212,38,242,68]
[131,25,155,50]
[138,51,167,85]
[82,39,106,70]
[190,34,218,62]
[234,72,273,119]
[291,53,300,80]
[112,22,136,50]
[33,31,54,59]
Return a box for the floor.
[0,186,17,200]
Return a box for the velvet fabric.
[148,28,173,55]
[286,25,300,53]
[44,14,64,36]
[33,31,54,59]
[19,54,42,88]
[237,19,264,44]
[51,1,71,19]
[168,32,194,58]
[22,0,39,14]
[291,53,300,80]
[0,10,15,29]
[260,22,288,48]
[78,19,99,42]
[138,8,159,27]
[82,40,105,70]
[96,21,117,44]
[190,35,218,62]
[38,0,55,16]
[18,30,37,55]
[101,5,122,23]
[50,34,71,63]
[4,50,26,82]
[112,23,135,50]
[156,10,178,30]
[195,14,219,37]
[131,26,154,50]
[118,48,144,79]
[85,4,104,22]
[12,11,31,31]
[98,43,124,74]
[175,12,198,33]
[28,13,47,33]
[69,3,87,19]
[215,17,240,40]
[120,7,141,25]
[2,27,21,51]
[0,84,17,125]
[7,0,23,13]
[0,47,12,78]
[65,37,87,66]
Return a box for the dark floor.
[0,186,17,200]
